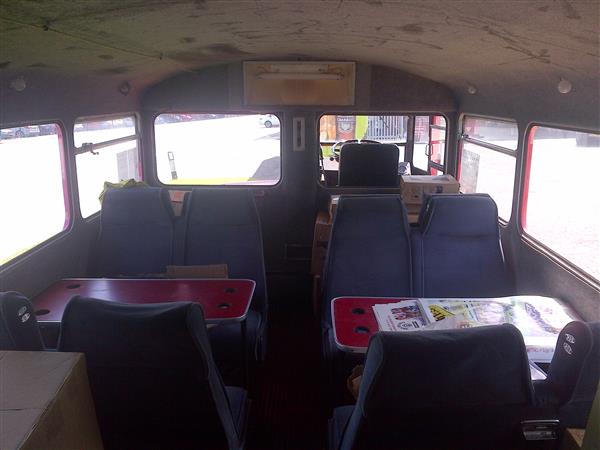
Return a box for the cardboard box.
[314,216,332,245]
[311,246,328,276]
[400,175,460,205]
[328,195,340,219]
[404,202,422,225]
[311,211,332,275]
[0,351,103,450]
[407,212,420,224]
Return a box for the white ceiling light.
[557,78,572,94]
[255,62,344,80]
[118,81,131,96]
[467,84,477,95]
[9,76,26,92]
[257,72,343,80]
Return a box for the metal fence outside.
[364,115,407,142]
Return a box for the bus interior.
[1,1,599,449]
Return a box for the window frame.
[519,122,600,285]
[317,111,449,190]
[151,111,284,189]
[0,120,72,268]
[457,114,519,225]
[73,112,143,220]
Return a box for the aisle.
[246,305,329,450]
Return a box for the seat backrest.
[322,195,412,324]
[559,321,600,427]
[96,187,174,276]
[535,321,593,406]
[412,193,513,297]
[183,189,267,319]
[58,297,242,450]
[338,143,399,187]
[0,291,44,351]
[341,325,534,449]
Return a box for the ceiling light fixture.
[467,84,477,95]
[9,76,27,92]
[557,78,572,94]
[255,62,345,81]
[118,81,131,96]
[257,72,343,80]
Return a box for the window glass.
[75,115,140,218]
[459,142,516,221]
[413,115,447,174]
[154,114,281,186]
[523,126,600,280]
[319,115,408,183]
[463,116,518,150]
[430,115,447,170]
[413,116,430,172]
[74,116,136,147]
[459,116,518,221]
[0,123,68,264]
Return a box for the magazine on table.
[372,300,427,332]
[371,296,578,363]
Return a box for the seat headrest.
[187,188,257,226]
[545,321,593,404]
[58,297,210,375]
[335,195,409,238]
[0,291,44,351]
[358,324,533,417]
[338,143,399,187]
[102,187,173,225]
[420,193,500,237]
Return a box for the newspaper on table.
[371,296,577,362]
[372,300,427,332]
[416,296,578,363]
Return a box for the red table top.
[331,296,414,353]
[33,278,255,324]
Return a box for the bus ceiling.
[0,1,598,127]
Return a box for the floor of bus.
[245,279,331,450]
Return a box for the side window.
[413,115,447,175]
[74,115,141,218]
[523,126,600,280]
[0,123,69,264]
[154,113,281,186]
[458,116,518,222]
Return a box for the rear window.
[318,114,447,187]
[154,113,281,186]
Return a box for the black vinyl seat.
[329,325,535,450]
[58,297,249,450]
[183,188,268,364]
[338,143,399,187]
[321,195,412,392]
[558,321,600,428]
[95,187,175,277]
[0,291,44,351]
[534,321,593,408]
[412,193,514,297]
